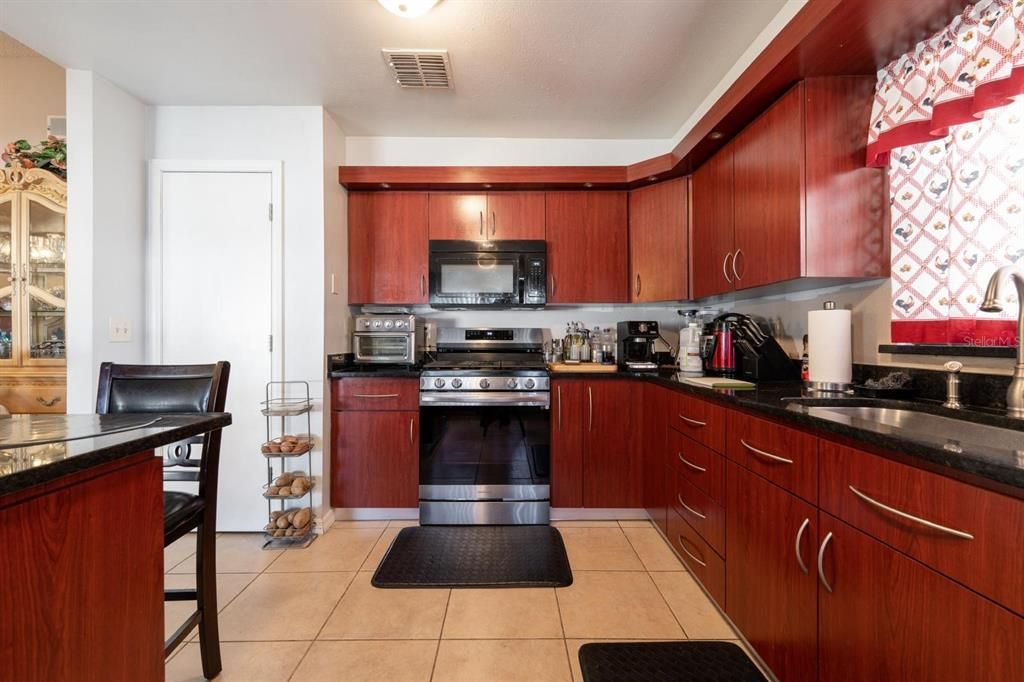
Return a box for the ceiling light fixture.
[708,131,724,140]
[377,0,440,19]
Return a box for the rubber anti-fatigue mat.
[578,641,768,682]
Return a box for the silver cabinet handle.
[817,531,834,593]
[678,414,706,427]
[677,536,707,567]
[409,417,414,446]
[795,518,810,575]
[550,273,556,296]
[479,210,484,236]
[677,452,707,472]
[732,248,743,281]
[740,439,794,464]
[723,252,734,284]
[492,210,496,236]
[678,494,706,520]
[848,486,975,540]
[557,385,562,431]
[420,273,426,296]
[587,386,593,432]
[353,393,400,399]
[635,273,641,297]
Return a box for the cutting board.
[547,363,619,373]
[680,376,755,389]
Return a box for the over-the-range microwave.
[428,240,547,309]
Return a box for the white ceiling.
[0,0,789,139]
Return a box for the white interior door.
[154,169,277,531]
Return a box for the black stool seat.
[164,491,205,542]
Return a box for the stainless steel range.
[419,328,551,525]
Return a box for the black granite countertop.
[0,413,231,497]
[329,366,423,378]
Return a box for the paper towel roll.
[808,305,852,386]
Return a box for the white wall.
[65,70,148,413]
[0,53,64,145]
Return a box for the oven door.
[429,252,522,308]
[353,333,414,364]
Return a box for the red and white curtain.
[869,0,1024,346]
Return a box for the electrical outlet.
[109,318,132,342]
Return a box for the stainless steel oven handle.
[419,392,551,408]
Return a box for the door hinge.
[268,334,273,352]
[268,203,273,221]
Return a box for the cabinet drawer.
[668,428,725,504]
[671,471,725,556]
[0,384,66,414]
[727,411,817,503]
[332,378,419,411]
[820,441,1024,616]
[670,392,726,452]
[668,508,725,607]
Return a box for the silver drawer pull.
[794,518,810,575]
[678,414,706,427]
[677,536,708,567]
[817,532,834,593]
[677,452,707,472]
[740,439,793,464]
[848,486,975,540]
[353,393,400,399]
[678,494,706,520]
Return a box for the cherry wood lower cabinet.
[551,379,585,508]
[331,410,419,508]
[818,513,1024,682]
[642,383,671,533]
[726,461,819,682]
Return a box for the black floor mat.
[578,642,767,682]
[371,525,573,588]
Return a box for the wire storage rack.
[261,381,316,549]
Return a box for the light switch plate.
[109,318,132,342]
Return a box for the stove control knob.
[433,378,446,388]
[451,378,463,389]
[506,378,518,389]
[479,379,491,389]
[372,320,382,328]
[524,378,536,389]
[384,320,394,329]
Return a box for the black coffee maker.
[617,321,659,371]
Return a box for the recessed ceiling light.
[648,176,658,182]
[583,182,594,188]
[377,0,440,18]
[381,183,391,188]
[483,184,492,189]
[709,131,724,140]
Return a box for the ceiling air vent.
[382,49,453,89]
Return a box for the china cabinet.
[0,160,67,413]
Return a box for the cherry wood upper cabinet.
[428,193,545,240]
[629,177,689,302]
[545,191,629,303]
[551,379,585,508]
[348,192,429,304]
[690,145,734,299]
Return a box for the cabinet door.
[331,410,419,508]
[487,193,545,240]
[629,178,688,302]
[551,379,585,508]
[642,384,670,532]
[349,192,428,304]
[545,192,629,303]
[21,194,67,367]
[726,462,818,682]
[583,379,641,507]
[690,145,735,298]
[818,513,1024,682]
[428,193,487,240]
[0,195,16,367]
[732,84,804,290]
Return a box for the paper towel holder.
[804,300,855,394]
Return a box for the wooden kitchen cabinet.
[629,177,688,302]
[545,192,629,303]
[817,513,1024,682]
[551,379,585,508]
[428,192,545,240]
[642,383,671,533]
[348,192,429,304]
[726,461,819,682]
[690,144,734,299]
[331,409,419,508]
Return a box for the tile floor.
[164,519,746,682]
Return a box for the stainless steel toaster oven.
[352,314,425,365]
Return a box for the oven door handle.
[419,392,551,408]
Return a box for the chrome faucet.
[980,265,1024,419]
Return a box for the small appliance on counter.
[352,313,425,365]
[700,313,799,382]
[617,321,659,372]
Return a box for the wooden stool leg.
[195,523,222,679]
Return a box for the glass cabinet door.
[22,195,66,364]
[0,196,16,365]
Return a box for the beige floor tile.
[266,528,383,573]
[650,571,736,639]
[169,533,283,574]
[617,520,654,528]
[165,534,197,572]
[387,519,420,528]
[218,571,354,641]
[290,640,436,682]
[164,572,258,641]
[360,527,400,571]
[557,571,684,639]
[165,640,309,682]
[318,572,449,640]
[559,527,645,571]
[623,527,686,571]
[432,639,572,682]
[551,520,621,528]
[330,520,390,529]
[442,588,563,639]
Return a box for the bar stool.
[95,362,230,680]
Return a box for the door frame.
[146,160,284,380]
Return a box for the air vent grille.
[382,49,452,89]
